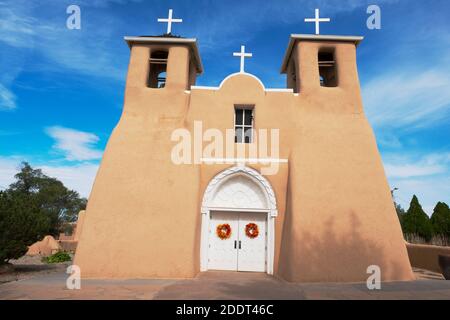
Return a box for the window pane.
[235,109,243,125]
[235,127,243,143]
[244,127,252,143]
[244,109,253,125]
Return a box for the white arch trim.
[201,165,277,216]
[200,166,277,274]
[219,72,265,90]
[191,72,293,93]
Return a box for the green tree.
[430,202,450,240]
[9,162,87,235]
[0,162,87,264]
[395,202,406,229]
[402,195,433,242]
[0,191,50,264]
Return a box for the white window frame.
[234,106,254,144]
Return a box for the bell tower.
[277,34,414,282]
[124,36,202,91]
[74,32,205,277]
[281,34,364,113]
[122,36,202,118]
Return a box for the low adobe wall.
[58,240,78,253]
[406,243,450,273]
[27,236,61,256]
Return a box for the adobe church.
[74,10,414,282]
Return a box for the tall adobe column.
[74,36,203,279]
[278,35,414,282]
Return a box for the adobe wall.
[74,45,201,279]
[73,210,85,242]
[406,243,450,273]
[276,41,414,282]
[74,39,414,282]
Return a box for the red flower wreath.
[245,223,259,239]
[216,224,232,240]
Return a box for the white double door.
[208,211,266,272]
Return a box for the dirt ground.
[0,254,446,300]
[0,255,72,285]
[0,254,444,286]
[0,268,449,300]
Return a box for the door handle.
[239,241,242,249]
[234,240,237,249]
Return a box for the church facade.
[74,31,414,282]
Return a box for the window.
[318,49,337,87]
[148,51,168,88]
[234,107,254,144]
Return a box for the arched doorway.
[200,166,277,274]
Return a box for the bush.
[42,251,72,264]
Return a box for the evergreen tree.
[9,162,87,235]
[395,202,406,229]
[402,195,433,242]
[0,162,87,264]
[430,202,450,240]
[0,191,50,264]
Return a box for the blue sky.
[0,0,449,215]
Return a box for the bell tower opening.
[318,48,337,87]
[148,50,168,88]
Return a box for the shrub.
[42,251,72,264]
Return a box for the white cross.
[304,8,330,35]
[233,45,252,73]
[157,9,183,34]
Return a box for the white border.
[200,166,277,275]
[190,72,294,93]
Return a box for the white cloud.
[0,3,37,48]
[0,156,21,189]
[38,163,99,198]
[46,126,103,161]
[0,156,98,198]
[363,69,450,129]
[383,152,450,215]
[389,175,450,216]
[0,1,126,81]
[385,163,446,179]
[0,83,17,110]
[384,152,450,178]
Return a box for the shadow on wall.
[281,211,409,283]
